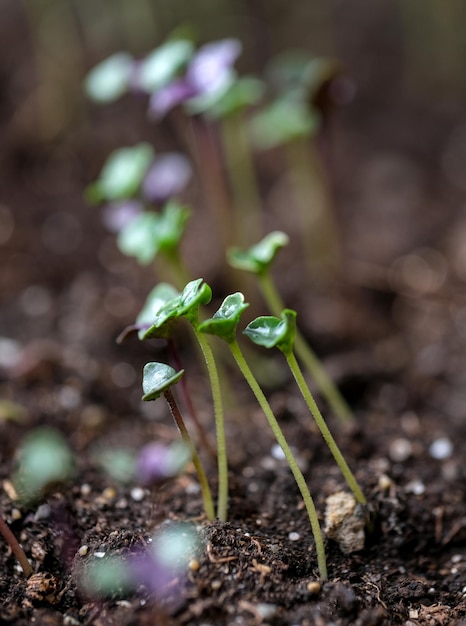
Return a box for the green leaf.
[249,99,320,150]
[12,427,75,503]
[184,71,236,116]
[136,283,180,339]
[198,292,249,343]
[141,279,211,339]
[138,39,194,92]
[206,76,264,119]
[117,212,159,264]
[243,309,297,355]
[85,52,133,103]
[153,201,191,255]
[117,202,190,265]
[142,362,184,401]
[89,143,154,203]
[227,231,289,274]
[177,279,212,324]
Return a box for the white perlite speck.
[324,491,365,554]
[429,437,453,460]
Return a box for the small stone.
[378,474,393,492]
[271,444,285,460]
[94,551,106,558]
[405,479,425,495]
[429,437,453,460]
[389,438,412,462]
[324,491,365,554]
[288,532,301,541]
[211,579,222,590]
[23,572,60,607]
[307,581,321,595]
[256,603,277,619]
[102,487,117,501]
[189,558,200,571]
[130,487,145,502]
[78,545,89,557]
[80,483,91,496]
[11,508,22,521]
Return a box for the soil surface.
[1,2,466,625]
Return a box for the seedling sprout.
[228,231,354,423]
[141,361,215,521]
[244,309,366,506]
[198,292,328,580]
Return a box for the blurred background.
[2,0,466,361]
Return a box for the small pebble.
[256,603,277,619]
[405,479,425,495]
[130,487,145,502]
[211,580,222,590]
[271,444,285,460]
[34,504,51,521]
[307,581,321,595]
[94,551,106,558]
[288,532,301,542]
[389,438,412,462]
[188,558,200,572]
[102,487,116,501]
[378,474,393,492]
[78,545,89,557]
[429,437,453,460]
[80,483,91,496]
[11,508,22,521]
[324,491,365,554]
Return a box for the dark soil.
[1,2,466,625]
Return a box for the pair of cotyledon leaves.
[141,279,297,401]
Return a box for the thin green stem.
[285,137,341,281]
[285,351,366,506]
[220,112,263,245]
[228,339,327,581]
[164,389,215,521]
[167,340,217,461]
[0,513,33,578]
[164,250,192,292]
[193,331,228,522]
[258,271,353,423]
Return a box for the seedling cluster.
[1,33,364,600]
[83,34,366,583]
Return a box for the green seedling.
[244,309,366,507]
[0,513,33,578]
[198,292,327,580]
[142,361,215,521]
[84,52,134,104]
[117,200,191,288]
[86,143,154,205]
[141,280,228,522]
[138,38,194,93]
[12,427,75,504]
[118,282,215,460]
[228,231,353,423]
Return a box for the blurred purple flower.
[186,39,241,94]
[149,38,242,118]
[142,153,192,204]
[136,441,191,485]
[136,443,172,484]
[149,79,197,118]
[102,200,143,233]
[128,549,175,594]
